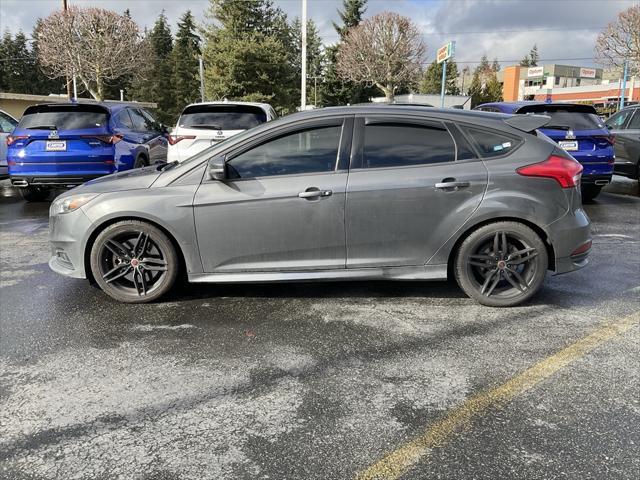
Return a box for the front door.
[346,116,488,268]
[194,117,352,272]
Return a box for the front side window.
[605,110,631,130]
[227,125,342,179]
[362,123,456,169]
[0,112,17,132]
[626,110,640,129]
[463,127,521,158]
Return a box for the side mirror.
[208,156,227,181]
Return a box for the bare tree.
[595,5,640,74]
[36,7,151,100]
[336,12,426,102]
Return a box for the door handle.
[435,180,470,190]
[298,189,332,198]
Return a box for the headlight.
[50,193,100,215]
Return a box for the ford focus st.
[49,106,591,307]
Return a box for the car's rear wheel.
[134,154,148,169]
[581,185,602,202]
[454,222,548,307]
[19,186,50,202]
[90,220,178,303]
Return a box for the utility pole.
[620,59,628,110]
[300,0,307,110]
[199,57,205,102]
[63,0,72,100]
[440,59,447,108]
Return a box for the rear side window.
[114,110,134,129]
[128,109,154,132]
[18,106,108,131]
[462,127,521,158]
[628,110,640,129]
[179,105,267,130]
[362,123,456,168]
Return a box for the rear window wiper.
[544,124,571,131]
[24,124,58,130]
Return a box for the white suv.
[167,101,277,162]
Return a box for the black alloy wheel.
[90,220,178,303]
[455,221,548,307]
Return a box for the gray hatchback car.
[49,106,591,307]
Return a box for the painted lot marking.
[356,313,640,480]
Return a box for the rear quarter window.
[461,126,522,158]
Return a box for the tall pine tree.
[320,0,374,106]
[172,11,201,115]
[419,59,460,95]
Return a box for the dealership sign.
[579,67,596,78]
[527,66,544,77]
[437,41,455,64]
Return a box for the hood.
[70,165,162,194]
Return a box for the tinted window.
[606,110,632,129]
[228,126,342,178]
[140,109,161,130]
[463,127,521,158]
[535,110,604,131]
[129,109,154,132]
[362,123,455,168]
[0,112,17,132]
[18,106,108,131]
[114,110,134,129]
[627,110,640,129]
[179,105,267,130]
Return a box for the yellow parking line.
[355,313,640,480]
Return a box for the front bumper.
[49,207,95,279]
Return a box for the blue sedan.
[475,102,614,200]
[7,102,168,201]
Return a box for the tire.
[90,220,178,303]
[581,185,602,202]
[19,186,50,202]
[134,155,148,169]
[454,221,548,307]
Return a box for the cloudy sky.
[0,0,636,68]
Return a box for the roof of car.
[23,102,144,113]
[477,101,598,114]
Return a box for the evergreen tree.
[202,0,297,112]
[468,57,503,107]
[131,12,175,124]
[520,44,539,67]
[491,58,500,72]
[419,58,459,95]
[290,17,324,106]
[320,0,374,106]
[0,31,33,93]
[172,11,202,115]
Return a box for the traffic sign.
[437,41,455,64]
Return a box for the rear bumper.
[10,174,105,187]
[548,205,591,275]
[581,173,612,187]
[0,165,7,179]
[613,159,638,179]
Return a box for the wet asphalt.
[0,178,638,480]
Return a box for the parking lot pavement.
[1,177,638,480]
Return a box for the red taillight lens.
[6,135,28,146]
[594,135,615,146]
[571,240,592,256]
[517,154,583,188]
[167,134,196,146]
[81,134,124,144]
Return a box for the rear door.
[173,104,269,161]
[345,115,488,268]
[0,112,18,169]
[129,108,166,164]
[606,108,640,177]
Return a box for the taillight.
[517,154,583,188]
[81,134,124,144]
[6,135,28,146]
[571,240,592,257]
[167,134,196,146]
[594,135,615,146]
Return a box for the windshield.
[178,105,267,130]
[18,106,109,131]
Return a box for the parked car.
[167,101,276,162]
[605,104,640,183]
[0,110,19,179]
[475,102,615,200]
[7,102,168,201]
[49,106,591,307]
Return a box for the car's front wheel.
[19,186,50,202]
[90,220,178,303]
[454,221,548,307]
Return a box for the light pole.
[300,0,307,110]
[620,59,628,110]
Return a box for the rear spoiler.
[503,114,550,133]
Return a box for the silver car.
[0,110,19,179]
[49,106,591,307]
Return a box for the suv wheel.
[134,155,148,169]
[454,221,548,307]
[90,220,178,303]
[19,186,49,202]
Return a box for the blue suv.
[475,102,614,200]
[7,102,168,201]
